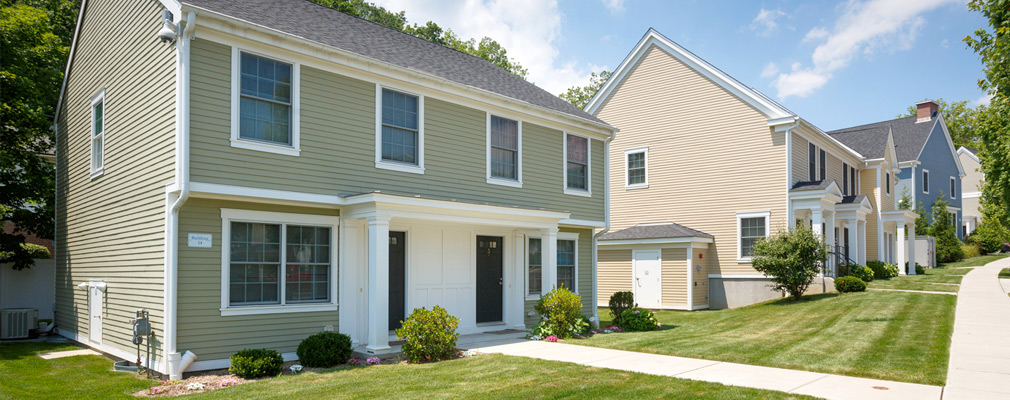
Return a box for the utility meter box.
[133,317,151,337]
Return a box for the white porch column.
[541,228,559,292]
[811,210,823,238]
[847,218,859,265]
[825,212,835,275]
[366,216,391,353]
[896,222,906,276]
[857,221,866,265]
[907,223,917,275]
[339,219,365,345]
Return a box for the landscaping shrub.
[848,265,873,282]
[905,262,925,275]
[966,221,1010,254]
[929,194,965,263]
[608,291,636,326]
[230,348,284,379]
[296,331,352,368]
[395,305,459,363]
[533,287,587,339]
[834,276,866,293]
[751,225,827,301]
[961,243,981,258]
[619,308,661,331]
[867,261,899,279]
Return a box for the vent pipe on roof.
[915,100,938,123]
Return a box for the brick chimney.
[916,100,939,123]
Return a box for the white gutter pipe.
[591,130,616,328]
[164,10,195,380]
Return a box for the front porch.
[789,180,871,277]
[352,329,528,359]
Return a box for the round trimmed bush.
[608,291,636,326]
[849,265,874,282]
[619,307,661,331]
[534,287,586,339]
[395,305,459,363]
[834,276,867,293]
[230,348,284,378]
[296,331,352,368]
[867,261,899,279]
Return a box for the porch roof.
[600,222,713,241]
[790,180,836,192]
[840,194,868,204]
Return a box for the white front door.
[633,250,662,308]
[89,285,102,345]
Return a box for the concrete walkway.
[943,256,1010,400]
[868,288,957,295]
[460,339,942,400]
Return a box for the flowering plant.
[619,308,661,331]
[366,357,381,366]
[605,325,623,332]
[150,386,167,395]
[347,358,362,366]
[186,382,205,391]
[220,378,239,387]
[543,335,559,342]
[289,364,303,373]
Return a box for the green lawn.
[866,254,1010,293]
[583,291,955,386]
[0,341,154,399]
[999,268,1010,279]
[0,343,815,400]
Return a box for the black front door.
[389,231,406,330]
[476,236,503,323]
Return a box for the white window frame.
[737,211,770,263]
[949,211,957,227]
[885,172,891,195]
[374,84,425,174]
[808,143,817,181]
[230,47,301,157]
[624,147,649,190]
[949,176,956,199]
[485,112,523,188]
[89,88,106,178]
[524,232,580,298]
[842,162,849,196]
[563,132,592,197]
[922,169,929,194]
[524,236,543,300]
[219,208,339,316]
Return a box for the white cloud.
[750,8,786,36]
[803,27,828,43]
[761,62,780,78]
[602,0,625,14]
[973,92,994,106]
[768,0,958,100]
[940,39,949,49]
[372,0,601,95]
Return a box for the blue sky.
[373,0,989,131]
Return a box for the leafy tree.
[965,0,1010,240]
[897,187,913,210]
[308,0,527,78]
[913,201,930,236]
[899,98,982,149]
[751,223,827,302]
[559,70,612,109]
[929,192,965,263]
[1,0,79,270]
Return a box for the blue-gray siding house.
[828,101,965,239]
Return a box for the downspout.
[591,130,615,328]
[165,11,196,380]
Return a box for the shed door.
[89,285,102,345]
[633,251,662,308]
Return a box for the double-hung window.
[379,88,421,166]
[487,114,521,185]
[231,49,300,156]
[90,89,105,177]
[850,166,856,195]
[737,212,769,261]
[808,143,816,181]
[922,170,930,193]
[886,172,891,195]
[625,148,647,188]
[527,238,542,296]
[819,149,826,181]
[557,239,576,291]
[222,209,337,315]
[949,177,956,199]
[565,134,589,194]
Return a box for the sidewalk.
[943,255,1010,400]
[460,339,942,400]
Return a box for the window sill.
[564,188,592,197]
[376,161,425,174]
[736,257,754,264]
[487,177,523,188]
[230,139,301,156]
[625,184,648,190]
[525,295,541,301]
[220,303,337,316]
[90,169,105,179]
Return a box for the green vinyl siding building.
[55,0,614,379]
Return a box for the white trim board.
[375,84,425,174]
[188,351,299,373]
[229,46,301,156]
[59,328,169,374]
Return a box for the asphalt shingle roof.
[183,0,606,125]
[600,222,713,241]
[840,194,868,204]
[790,180,836,192]
[827,116,936,161]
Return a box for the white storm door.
[89,285,102,345]
[633,250,662,308]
